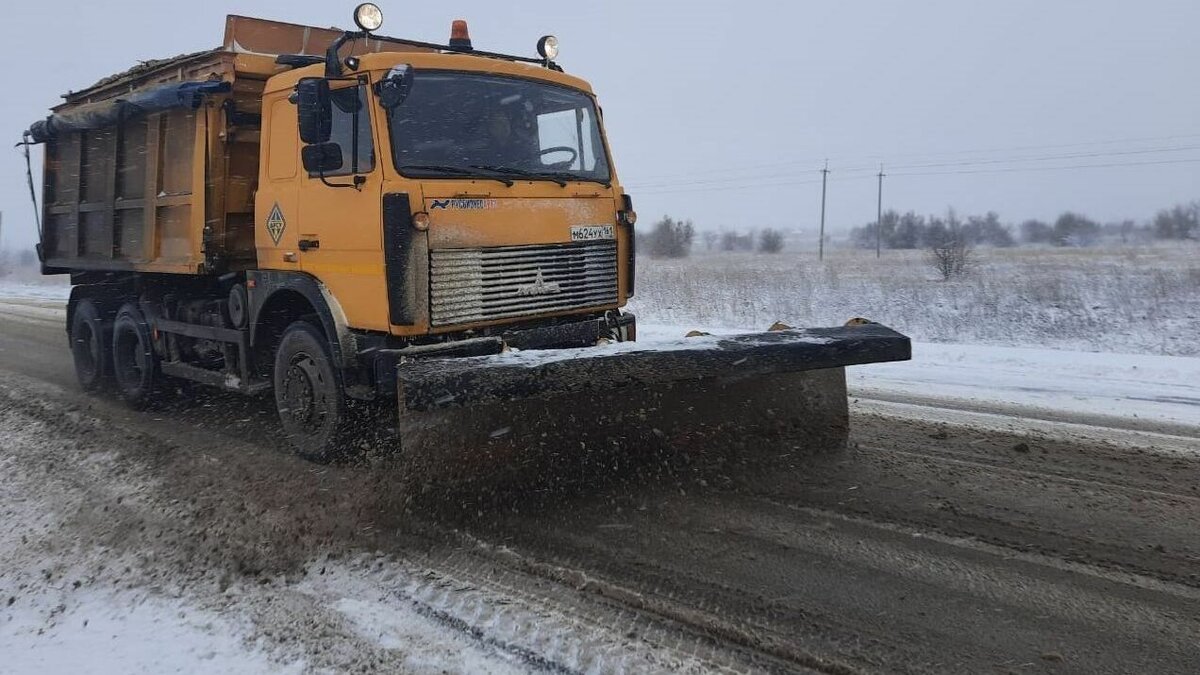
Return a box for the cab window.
[308,85,375,177]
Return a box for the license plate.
[570,225,615,241]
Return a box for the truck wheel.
[274,321,348,463]
[70,299,109,391]
[112,304,159,409]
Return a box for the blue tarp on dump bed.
[26,80,231,143]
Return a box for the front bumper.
[369,311,637,398]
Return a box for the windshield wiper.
[398,164,514,187]
[539,171,613,189]
[469,164,567,187]
[473,165,612,189]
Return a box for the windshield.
[386,71,611,183]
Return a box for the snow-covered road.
[3,288,1200,673]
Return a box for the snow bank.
[849,341,1200,431]
[2,589,298,675]
[639,323,1200,432]
[0,280,71,301]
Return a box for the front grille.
[429,241,618,326]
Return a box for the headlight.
[537,35,559,60]
[353,3,384,32]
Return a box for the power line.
[631,155,1200,196]
[626,144,1200,190]
[884,144,1200,171]
[623,132,1200,184]
[888,156,1200,177]
[635,173,877,196]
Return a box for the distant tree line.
[636,215,695,259]
[636,199,1196,260]
[851,210,1013,250]
[638,217,787,258]
[851,199,1198,250]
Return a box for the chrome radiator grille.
[429,241,618,327]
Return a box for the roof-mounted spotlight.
[353,3,384,33]
[537,35,559,61]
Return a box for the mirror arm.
[317,170,362,190]
[325,31,365,78]
[314,161,365,191]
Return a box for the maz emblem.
[516,269,562,297]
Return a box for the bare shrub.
[928,240,971,280]
[1054,212,1100,247]
[719,230,755,252]
[927,212,972,279]
[1153,202,1199,240]
[1021,219,1054,244]
[647,216,695,259]
[758,228,785,253]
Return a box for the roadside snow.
[0,401,300,675]
[639,323,1200,433]
[0,280,70,301]
[849,342,1200,432]
[2,589,298,675]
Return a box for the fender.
[246,270,358,372]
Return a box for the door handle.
[298,239,320,252]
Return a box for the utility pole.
[875,164,885,259]
[818,160,829,261]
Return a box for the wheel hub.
[284,355,324,430]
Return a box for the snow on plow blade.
[393,324,910,484]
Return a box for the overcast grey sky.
[2,1,1197,249]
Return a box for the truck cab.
[257,34,635,340]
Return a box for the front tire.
[70,299,109,392]
[112,304,159,409]
[273,321,348,463]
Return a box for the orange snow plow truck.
[25,6,909,467]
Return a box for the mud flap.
[393,324,910,486]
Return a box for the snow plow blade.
[392,324,910,485]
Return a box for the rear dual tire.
[111,304,159,409]
[69,299,109,392]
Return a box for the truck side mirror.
[297,78,332,144]
[301,142,344,174]
[375,64,414,109]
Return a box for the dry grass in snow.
[629,244,1200,356]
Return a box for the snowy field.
[629,244,1200,356]
[0,265,70,300]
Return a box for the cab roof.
[264,51,596,97]
[56,15,592,109]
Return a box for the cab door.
[296,78,388,332]
[256,96,302,270]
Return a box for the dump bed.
[35,15,424,276]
